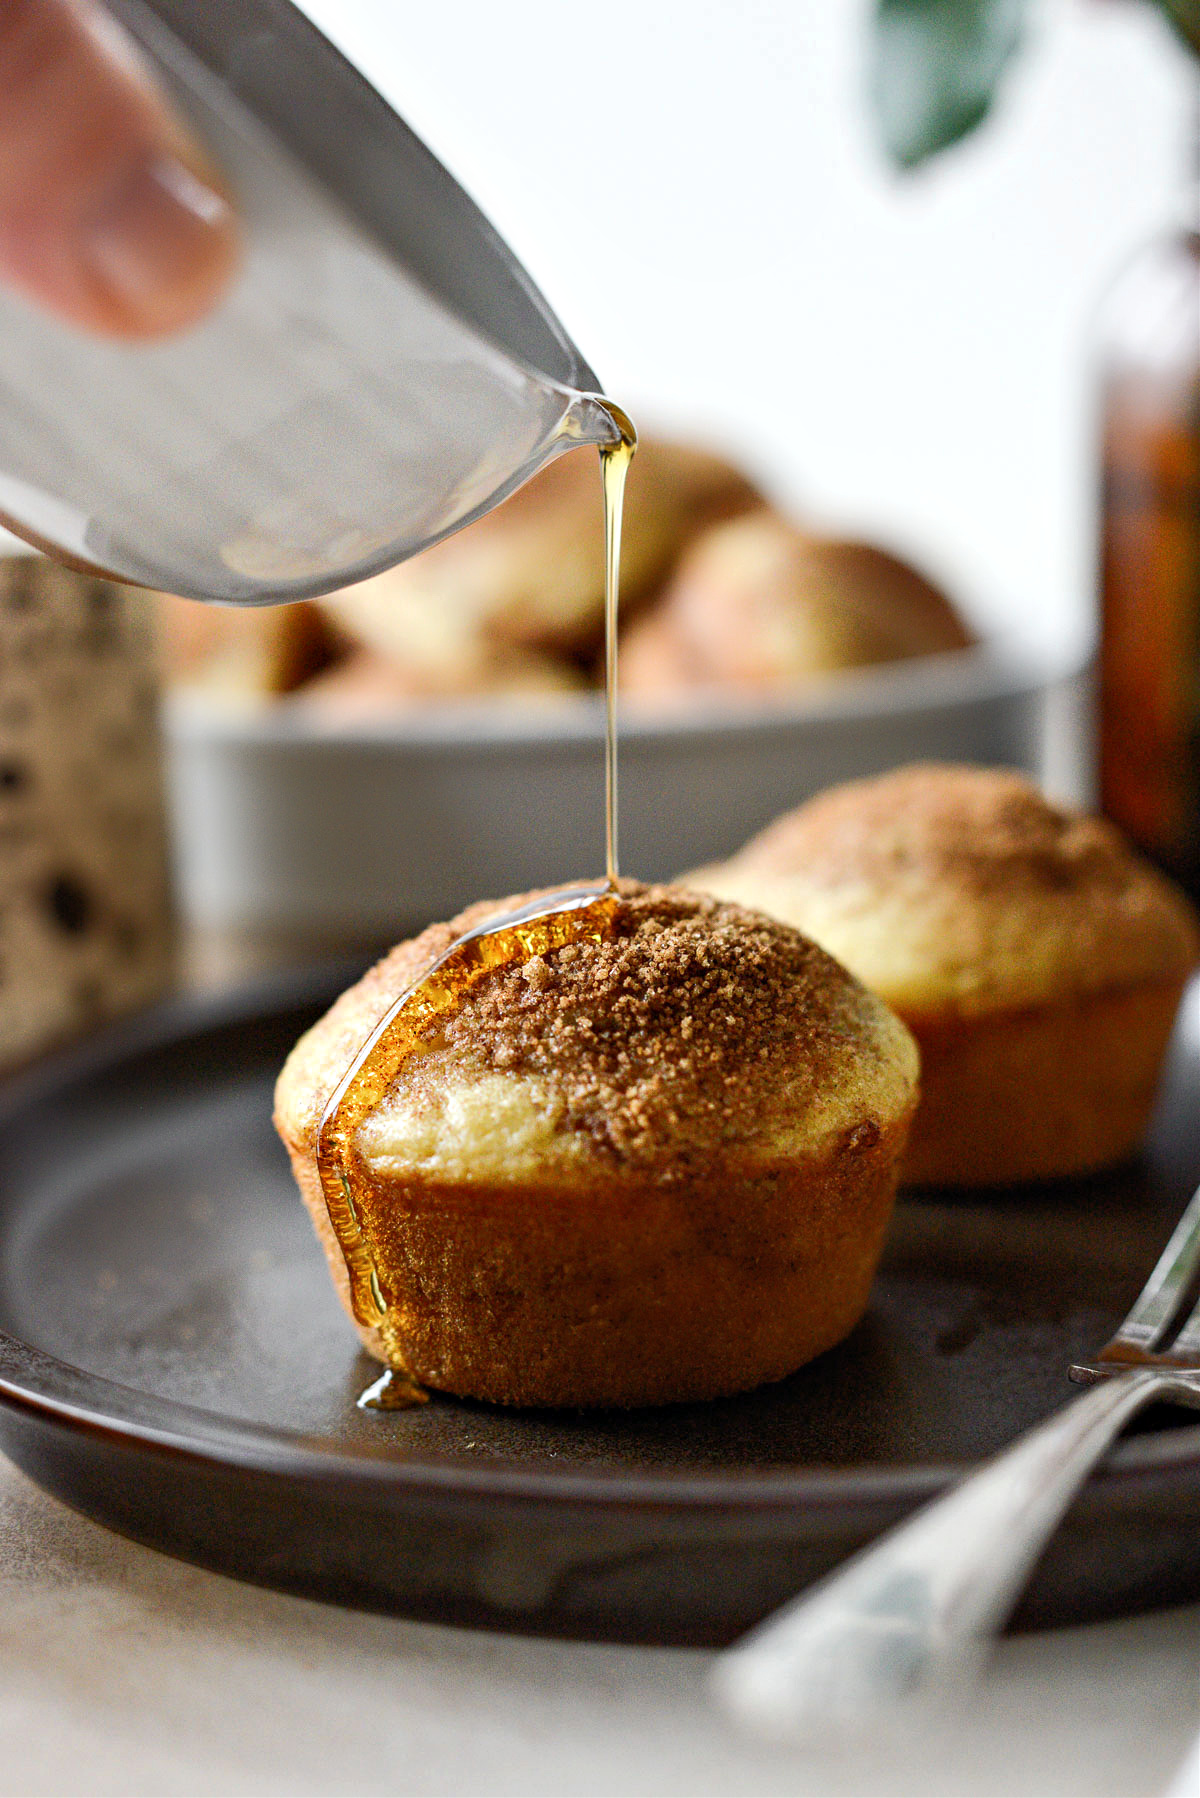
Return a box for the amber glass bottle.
[1097,214,1200,891]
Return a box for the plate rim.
[0,970,1198,1519]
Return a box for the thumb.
[0,0,239,337]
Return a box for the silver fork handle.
[714,1366,1200,1738]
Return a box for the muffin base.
[902,977,1187,1188]
[278,1114,912,1408]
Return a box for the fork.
[713,1180,1200,1738]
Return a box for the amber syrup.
[599,403,636,882]
[316,405,637,1407]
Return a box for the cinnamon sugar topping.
[688,765,1200,1017]
[737,764,1143,899]
[277,879,917,1180]
[382,881,910,1171]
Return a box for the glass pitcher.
[0,0,621,603]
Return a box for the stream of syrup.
[315,403,637,1408]
[600,404,635,882]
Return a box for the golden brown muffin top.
[276,880,917,1183]
[686,765,1200,1021]
[621,512,973,701]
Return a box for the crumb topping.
[736,764,1138,895]
[688,765,1200,1018]
[276,880,917,1179]
[432,883,892,1167]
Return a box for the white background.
[302,0,1195,664]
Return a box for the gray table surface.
[1,1447,1197,1798]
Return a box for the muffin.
[274,881,919,1408]
[687,766,1199,1187]
[621,512,973,702]
[319,436,761,668]
[154,590,336,701]
[284,643,584,721]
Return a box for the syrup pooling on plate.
[316,403,635,1404]
[358,1366,429,1410]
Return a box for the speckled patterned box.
[0,554,174,1071]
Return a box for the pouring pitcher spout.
[559,394,639,454]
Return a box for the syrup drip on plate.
[358,1367,429,1411]
[316,402,637,1408]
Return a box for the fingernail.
[79,152,237,335]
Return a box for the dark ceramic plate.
[0,969,1199,1647]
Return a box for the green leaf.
[870,0,1031,170]
[1153,0,1200,55]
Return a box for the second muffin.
[687,765,1198,1187]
